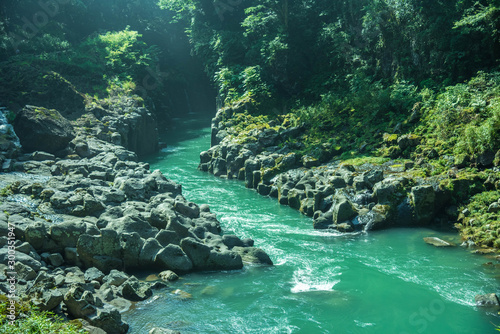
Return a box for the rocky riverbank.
[0,101,272,333]
[200,106,499,238]
[199,106,500,313]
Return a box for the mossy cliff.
[200,71,500,250]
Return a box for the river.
[124,116,500,333]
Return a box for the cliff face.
[107,106,159,157]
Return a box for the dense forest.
[3,0,498,159]
[1,0,500,332]
[0,0,215,125]
[1,0,499,156]
[157,0,500,161]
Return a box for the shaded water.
[125,117,500,333]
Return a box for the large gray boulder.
[119,232,144,269]
[63,285,97,318]
[88,308,129,334]
[139,238,163,265]
[155,244,193,272]
[0,249,41,271]
[475,293,500,308]
[410,185,436,225]
[232,246,273,265]
[119,277,152,301]
[76,230,123,273]
[13,105,75,154]
[105,215,158,239]
[180,237,212,269]
[33,290,64,311]
[50,220,98,250]
[332,196,357,224]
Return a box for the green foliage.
[78,26,158,76]
[454,0,500,38]
[214,65,272,107]
[105,77,137,97]
[215,67,243,105]
[0,297,84,334]
[418,71,500,157]
[242,65,271,102]
[457,190,500,247]
[157,0,195,22]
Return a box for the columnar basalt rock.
[200,108,469,233]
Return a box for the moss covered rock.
[14,105,75,155]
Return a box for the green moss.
[383,133,398,144]
[340,156,390,166]
[415,71,500,160]
[456,190,500,248]
[34,107,61,120]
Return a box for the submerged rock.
[149,328,181,334]
[475,293,500,308]
[423,237,455,247]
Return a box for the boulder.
[43,252,64,267]
[179,238,211,269]
[475,293,500,308]
[14,261,37,280]
[232,247,273,265]
[114,177,147,201]
[0,249,41,271]
[120,277,153,301]
[410,185,435,225]
[85,268,105,283]
[50,220,96,249]
[88,308,129,334]
[155,229,180,247]
[149,328,181,334]
[13,105,75,154]
[207,249,243,270]
[222,235,246,249]
[362,205,393,230]
[174,199,200,219]
[423,237,455,247]
[24,222,50,251]
[76,230,123,272]
[63,285,97,318]
[103,270,129,287]
[155,244,193,272]
[158,270,179,282]
[332,197,357,223]
[119,232,144,269]
[373,177,406,205]
[117,107,158,157]
[212,157,227,177]
[139,238,163,265]
[105,215,158,239]
[33,290,64,311]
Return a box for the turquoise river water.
[124,116,500,333]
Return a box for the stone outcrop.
[13,105,75,155]
[0,103,272,333]
[199,108,468,233]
